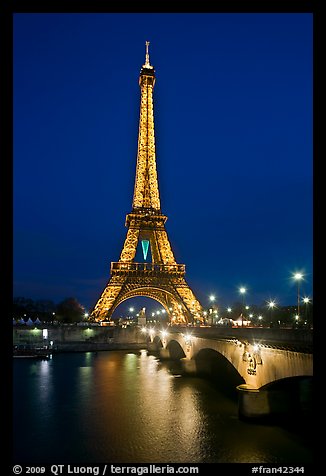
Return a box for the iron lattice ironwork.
[91,42,203,325]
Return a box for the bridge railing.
[169,326,313,352]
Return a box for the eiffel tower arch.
[91,42,203,325]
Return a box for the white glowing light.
[184,333,192,343]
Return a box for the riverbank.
[13,324,147,352]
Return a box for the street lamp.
[293,273,304,318]
[161,330,168,339]
[267,300,277,327]
[239,287,246,326]
[302,296,311,324]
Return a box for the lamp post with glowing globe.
[239,287,246,327]
[267,300,277,327]
[302,296,311,325]
[293,273,304,319]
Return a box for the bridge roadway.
[169,325,313,351]
[145,325,313,419]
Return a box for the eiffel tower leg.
[90,276,125,321]
[119,228,140,262]
[174,281,203,323]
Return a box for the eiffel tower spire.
[144,40,151,69]
[90,43,203,324]
[133,40,160,213]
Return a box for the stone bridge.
[145,326,313,419]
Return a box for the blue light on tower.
[141,240,150,260]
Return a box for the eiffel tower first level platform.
[90,42,203,325]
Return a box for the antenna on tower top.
[145,41,151,67]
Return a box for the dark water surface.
[13,350,313,464]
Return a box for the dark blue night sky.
[13,13,313,316]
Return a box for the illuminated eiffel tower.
[91,42,203,325]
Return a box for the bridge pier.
[147,341,157,352]
[180,357,197,375]
[159,347,171,360]
[236,384,270,419]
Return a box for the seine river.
[13,350,313,465]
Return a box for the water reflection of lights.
[78,365,93,405]
[125,353,138,372]
[40,359,50,374]
[137,353,205,459]
[176,385,201,435]
[85,352,92,364]
[38,360,52,405]
[140,349,148,358]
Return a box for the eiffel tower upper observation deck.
[90,42,203,325]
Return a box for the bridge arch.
[260,374,313,392]
[194,348,245,397]
[152,335,163,349]
[166,339,186,360]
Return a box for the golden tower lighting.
[90,42,203,325]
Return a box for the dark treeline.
[13,297,86,323]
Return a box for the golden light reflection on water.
[87,350,207,462]
[15,350,313,464]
